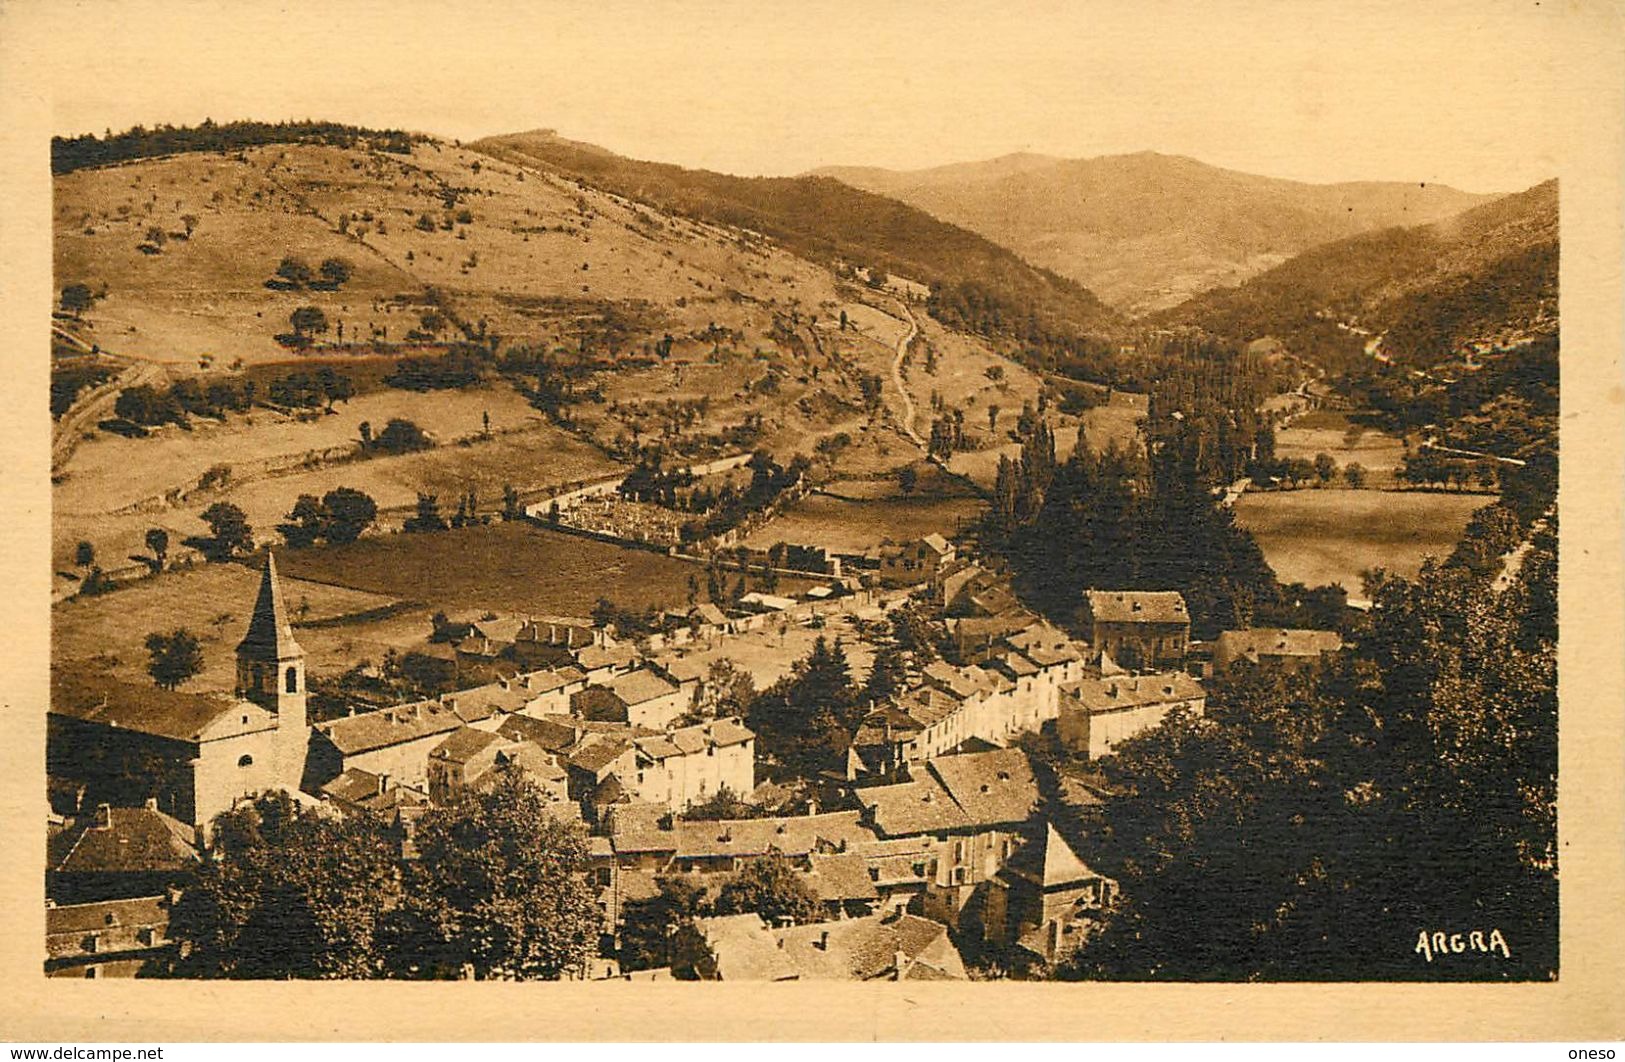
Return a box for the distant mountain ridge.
[472,130,1123,344]
[1154,179,1558,369]
[811,151,1495,315]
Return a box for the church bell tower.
[236,552,308,781]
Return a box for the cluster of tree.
[679,450,810,544]
[279,487,379,547]
[1064,503,1556,981]
[744,636,899,778]
[112,378,254,427]
[274,256,352,291]
[1251,452,1353,490]
[159,772,600,979]
[399,488,484,534]
[1397,451,1500,492]
[385,350,488,391]
[50,363,115,419]
[618,453,698,507]
[993,421,1279,639]
[590,596,660,638]
[618,854,821,972]
[927,409,968,460]
[51,119,422,175]
[265,367,354,411]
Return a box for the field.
[1234,488,1489,596]
[52,561,405,688]
[1274,409,1406,480]
[743,493,985,554]
[280,521,822,617]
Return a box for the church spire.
[237,551,304,661]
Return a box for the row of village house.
[45,543,1342,978]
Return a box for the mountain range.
[1155,179,1557,369]
[812,152,1495,315]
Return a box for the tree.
[1313,452,1337,486]
[145,527,170,569]
[289,305,329,339]
[375,418,431,454]
[988,403,1002,436]
[863,644,908,703]
[322,487,378,544]
[60,283,94,318]
[1343,462,1367,490]
[318,257,352,287]
[502,483,522,521]
[705,658,757,719]
[276,256,313,286]
[180,214,199,238]
[897,465,918,494]
[714,854,820,926]
[200,502,253,558]
[385,765,599,980]
[145,628,204,689]
[280,494,327,548]
[74,540,95,569]
[162,791,403,979]
[403,493,448,533]
[619,875,711,972]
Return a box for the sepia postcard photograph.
[0,0,1621,1045]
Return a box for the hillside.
[812,151,1493,315]
[1154,179,1558,370]
[52,130,1062,595]
[470,130,1123,343]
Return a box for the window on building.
[238,754,253,768]
[286,667,299,694]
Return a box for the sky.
[11,0,1602,194]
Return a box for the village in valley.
[45,117,1559,985]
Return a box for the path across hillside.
[889,302,925,451]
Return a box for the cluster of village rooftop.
[46,535,1342,980]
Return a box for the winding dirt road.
[889,302,925,450]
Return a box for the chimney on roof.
[1131,601,1142,612]
[816,929,831,951]
[892,949,910,980]
[378,773,390,795]
[95,803,112,829]
[144,796,158,811]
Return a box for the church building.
[48,554,312,835]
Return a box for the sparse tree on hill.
[321,487,377,544]
[1344,462,1368,490]
[180,214,199,238]
[1313,452,1337,487]
[74,540,95,570]
[200,501,253,558]
[988,403,1002,436]
[897,465,918,495]
[502,484,522,521]
[403,493,448,534]
[375,418,431,454]
[318,257,352,287]
[145,628,204,690]
[60,283,94,318]
[145,527,170,570]
[289,305,328,340]
[276,256,313,287]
